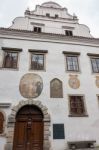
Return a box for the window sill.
[91,72,99,74]
[29,69,46,72]
[66,70,81,74]
[0,67,19,71]
[68,114,88,117]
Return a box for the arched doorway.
[13,105,44,150]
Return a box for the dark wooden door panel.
[13,105,43,150]
[13,121,27,150]
[31,121,43,150]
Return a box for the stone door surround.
[5,99,51,150]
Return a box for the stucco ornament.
[96,76,99,88]
[19,73,43,98]
[68,75,80,89]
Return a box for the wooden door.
[13,105,44,150]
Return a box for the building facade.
[0,1,99,150]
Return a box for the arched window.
[0,112,4,134]
[50,78,63,98]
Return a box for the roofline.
[0,27,99,46]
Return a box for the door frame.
[5,99,51,150]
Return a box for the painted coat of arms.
[68,75,80,89]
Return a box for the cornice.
[2,47,22,52]
[0,28,99,47]
[63,51,80,55]
[25,13,78,24]
[28,49,48,53]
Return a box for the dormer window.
[34,27,41,33]
[46,13,50,17]
[55,14,58,18]
[65,30,73,36]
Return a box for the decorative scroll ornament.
[68,75,80,89]
[19,73,43,98]
[96,76,99,88]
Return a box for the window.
[53,124,65,139]
[0,112,4,134]
[91,57,99,73]
[3,51,18,69]
[34,27,41,33]
[69,96,87,117]
[46,13,50,17]
[65,30,73,36]
[66,55,79,71]
[55,14,58,18]
[31,53,45,70]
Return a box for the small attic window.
[65,30,73,36]
[55,14,58,18]
[46,13,50,17]
[34,27,41,33]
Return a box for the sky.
[0,0,99,37]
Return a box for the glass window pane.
[91,58,98,72]
[4,51,18,69]
[31,54,44,70]
[70,96,85,116]
[67,56,79,71]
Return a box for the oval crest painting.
[68,75,80,89]
[19,73,43,98]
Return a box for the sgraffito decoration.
[69,75,80,89]
[19,73,43,98]
[50,78,63,98]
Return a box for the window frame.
[46,13,50,17]
[29,51,46,71]
[90,56,99,73]
[65,30,73,36]
[68,95,88,117]
[3,51,18,69]
[1,48,21,70]
[64,53,80,72]
[96,95,99,110]
[55,14,59,18]
[33,26,42,33]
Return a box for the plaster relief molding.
[62,26,75,30]
[5,99,51,150]
[30,22,45,26]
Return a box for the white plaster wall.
[0,137,6,150]
[10,3,92,38]
[10,17,29,30]
[10,16,92,37]
[34,6,72,19]
[0,37,99,149]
